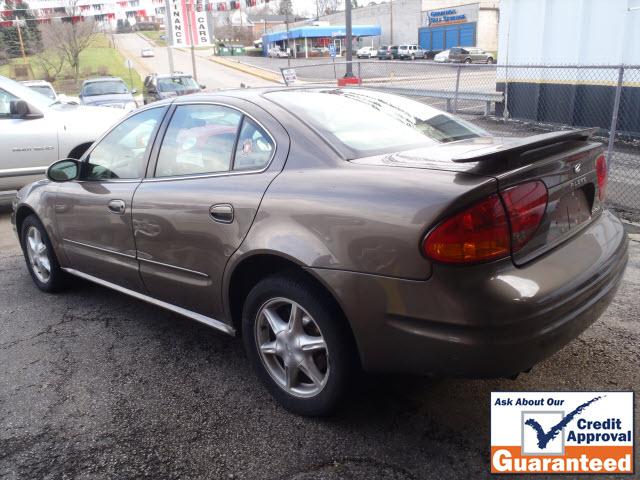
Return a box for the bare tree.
[30,26,67,81]
[42,1,99,82]
[316,0,341,17]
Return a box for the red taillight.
[423,195,510,264]
[500,181,548,252]
[423,181,548,264]
[596,154,607,201]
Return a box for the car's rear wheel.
[21,215,67,292]
[486,57,494,64]
[242,273,357,416]
[410,53,415,60]
[464,58,472,64]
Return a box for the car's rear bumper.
[310,211,628,377]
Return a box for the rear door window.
[155,104,242,177]
[233,117,274,171]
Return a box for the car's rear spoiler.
[451,128,597,163]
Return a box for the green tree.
[0,0,41,58]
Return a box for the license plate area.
[548,185,594,242]
[513,179,596,266]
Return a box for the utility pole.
[285,11,290,67]
[185,0,198,81]
[389,0,393,45]
[163,0,175,74]
[16,21,28,64]
[345,0,353,76]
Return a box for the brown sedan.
[11,88,628,416]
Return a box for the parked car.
[433,49,450,62]
[376,45,398,59]
[142,73,204,104]
[20,80,80,104]
[397,44,426,60]
[268,48,289,58]
[12,87,627,416]
[447,47,494,64]
[141,48,155,58]
[0,75,124,202]
[356,46,377,59]
[79,77,138,111]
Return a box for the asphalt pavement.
[1,205,639,479]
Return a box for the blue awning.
[262,25,382,43]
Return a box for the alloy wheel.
[25,226,51,283]
[255,297,329,398]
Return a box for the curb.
[207,56,282,83]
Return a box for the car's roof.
[154,73,193,78]
[20,80,53,86]
[82,76,125,84]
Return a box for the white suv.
[397,45,426,60]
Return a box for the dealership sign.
[421,3,479,27]
[491,392,634,474]
[167,0,211,47]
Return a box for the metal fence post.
[453,65,461,113]
[357,61,361,82]
[606,66,624,169]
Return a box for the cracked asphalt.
[1,207,639,480]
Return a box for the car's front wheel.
[242,273,357,416]
[21,215,68,292]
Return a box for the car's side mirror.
[47,159,80,182]
[200,84,206,89]
[10,99,44,119]
[131,88,138,94]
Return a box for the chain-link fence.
[280,61,640,215]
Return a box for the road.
[1,206,639,479]
[113,33,276,90]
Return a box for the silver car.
[0,75,125,202]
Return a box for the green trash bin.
[231,45,245,56]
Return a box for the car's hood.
[50,103,126,133]
[81,93,134,106]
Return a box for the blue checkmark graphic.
[524,396,603,449]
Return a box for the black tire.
[242,273,358,416]
[486,57,494,64]
[410,54,415,60]
[20,215,68,293]
[464,58,472,64]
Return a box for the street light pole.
[185,0,198,81]
[163,0,175,74]
[345,0,353,76]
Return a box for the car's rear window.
[265,89,486,157]
[82,80,129,96]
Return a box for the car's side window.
[233,117,274,171]
[0,89,18,118]
[155,104,242,177]
[84,107,165,180]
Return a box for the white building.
[496,0,640,134]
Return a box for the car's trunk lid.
[351,129,605,265]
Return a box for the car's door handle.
[108,199,126,215]
[209,203,234,223]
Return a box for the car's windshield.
[266,89,487,157]
[1,77,56,109]
[157,76,199,92]
[28,85,56,100]
[82,80,129,96]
